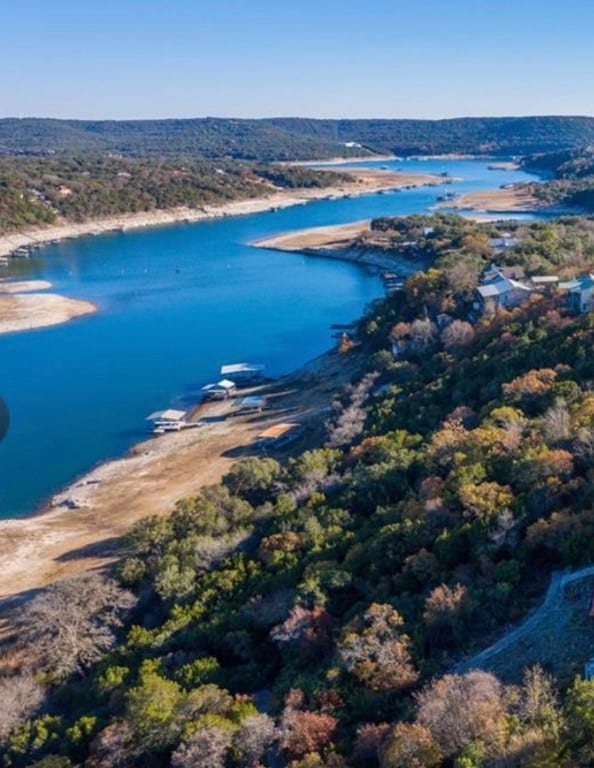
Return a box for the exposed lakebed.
[0,158,540,517]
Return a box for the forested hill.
[520,146,594,211]
[7,215,594,767]
[2,115,594,160]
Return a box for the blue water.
[0,158,541,517]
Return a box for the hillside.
[2,115,594,160]
[520,147,594,212]
[5,215,594,767]
[0,156,350,235]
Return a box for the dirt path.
[455,566,594,682]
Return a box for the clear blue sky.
[1,0,592,120]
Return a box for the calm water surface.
[0,158,541,517]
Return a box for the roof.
[477,284,501,298]
[478,274,532,299]
[483,263,526,281]
[221,362,265,375]
[236,395,265,407]
[258,422,300,440]
[560,280,581,291]
[570,274,594,292]
[202,379,236,391]
[146,409,187,422]
[488,237,520,249]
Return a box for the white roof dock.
[235,395,266,411]
[146,408,187,422]
[202,379,237,392]
[221,363,265,376]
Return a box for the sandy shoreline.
[0,280,96,334]
[0,348,360,630]
[254,220,372,251]
[0,167,443,261]
[0,167,442,335]
[0,163,492,620]
[441,185,543,213]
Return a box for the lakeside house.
[560,274,594,313]
[475,264,533,314]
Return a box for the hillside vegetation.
[0,156,348,234]
[521,147,594,212]
[2,116,594,159]
[5,215,594,767]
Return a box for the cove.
[0,158,541,518]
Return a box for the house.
[475,265,533,314]
[488,235,520,252]
[561,274,594,313]
[482,262,526,282]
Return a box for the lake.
[0,158,540,517]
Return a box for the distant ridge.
[1,116,594,160]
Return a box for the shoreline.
[253,221,419,272]
[0,167,443,336]
[286,154,398,166]
[438,184,552,214]
[0,168,449,335]
[0,279,96,334]
[0,346,363,625]
[0,160,535,615]
[0,167,443,262]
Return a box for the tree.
[223,457,281,504]
[233,713,277,767]
[562,676,594,765]
[280,707,338,761]
[410,318,437,349]
[85,721,135,768]
[337,603,418,692]
[423,583,471,647]
[441,320,475,350]
[416,671,506,759]
[518,665,561,735]
[16,575,135,679]
[380,723,441,768]
[326,373,378,448]
[270,605,336,659]
[0,675,45,741]
[125,664,185,751]
[171,719,234,768]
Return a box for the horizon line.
[1,113,594,123]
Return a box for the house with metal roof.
[560,274,594,313]
[476,265,533,314]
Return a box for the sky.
[1,0,593,120]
